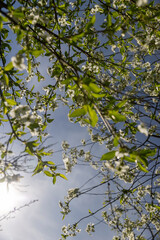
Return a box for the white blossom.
[115,151,128,159]
[9,105,30,118]
[58,15,70,27]
[11,55,26,71]
[137,0,148,7]
[85,152,92,161]
[70,2,75,8]
[61,223,81,237]
[90,5,103,14]
[138,123,148,136]
[61,141,70,151]
[63,157,72,173]
[85,223,95,235]
[65,188,79,201]
[82,62,100,73]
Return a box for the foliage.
[0,0,160,239]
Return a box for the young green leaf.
[32,161,44,176]
[108,110,126,123]
[69,108,87,118]
[6,99,17,106]
[107,14,112,27]
[4,62,13,71]
[31,50,44,58]
[113,136,119,147]
[59,174,67,180]
[44,170,53,177]
[85,15,96,31]
[120,194,124,205]
[87,105,98,127]
[91,92,106,98]
[46,161,55,165]
[53,175,57,184]
[4,74,9,86]
[137,162,149,173]
[101,151,116,160]
[88,209,92,214]
[71,32,85,42]
[89,83,102,93]
[116,100,127,108]
[90,15,96,25]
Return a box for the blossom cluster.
[85,223,95,235]
[90,5,103,14]
[82,62,100,74]
[61,141,70,151]
[59,201,71,216]
[11,54,26,71]
[58,15,71,27]
[9,105,43,137]
[137,123,148,136]
[65,188,80,201]
[60,224,81,239]
[27,7,40,25]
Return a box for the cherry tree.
[0,0,160,239]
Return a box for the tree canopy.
[0,0,160,239]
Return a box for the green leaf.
[90,15,96,25]
[116,100,127,108]
[82,84,92,93]
[88,209,92,214]
[59,174,67,180]
[124,156,135,163]
[71,32,85,42]
[101,151,116,160]
[15,91,21,97]
[153,204,160,210]
[0,21,3,31]
[69,108,87,118]
[113,136,119,147]
[4,74,9,86]
[91,92,106,98]
[6,99,16,106]
[107,14,112,27]
[32,161,44,176]
[87,105,98,127]
[31,50,44,58]
[139,148,157,157]
[86,15,96,31]
[137,162,148,173]
[89,83,102,93]
[47,118,54,123]
[28,59,31,73]
[3,106,8,114]
[46,161,55,165]
[137,156,148,168]
[108,110,126,123]
[13,9,24,19]
[4,62,13,71]
[1,119,8,122]
[53,175,56,184]
[120,194,124,204]
[26,141,39,155]
[44,170,53,177]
